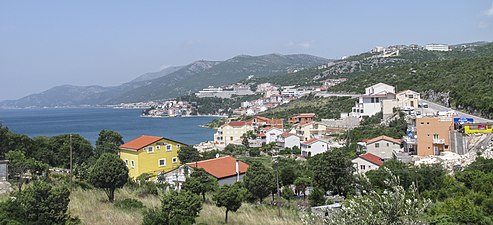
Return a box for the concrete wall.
[218,174,245,186]
[352,157,380,174]
[366,140,400,159]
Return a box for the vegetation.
[142,190,202,225]
[259,95,354,120]
[0,181,76,225]
[177,145,201,164]
[213,182,247,224]
[89,153,129,202]
[308,149,355,196]
[182,168,218,202]
[177,94,262,115]
[95,129,124,158]
[5,150,48,191]
[243,162,276,203]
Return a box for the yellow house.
[119,135,185,179]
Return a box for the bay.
[0,108,216,145]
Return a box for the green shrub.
[114,198,145,210]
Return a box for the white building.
[352,153,383,174]
[357,135,402,160]
[277,132,301,149]
[214,121,254,148]
[301,138,330,157]
[424,44,450,52]
[351,83,396,118]
[263,127,284,144]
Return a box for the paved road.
[315,92,360,98]
[420,99,493,123]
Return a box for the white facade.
[396,90,420,109]
[264,128,284,144]
[352,83,396,118]
[424,44,450,52]
[352,157,380,174]
[277,133,301,149]
[301,139,329,157]
[214,122,254,148]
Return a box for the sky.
[1,1,493,101]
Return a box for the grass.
[68,187,318,225]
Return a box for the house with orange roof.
[288,113,316,124]
[187,155,249,185]
[277,132,301,149]
[352,153,383,173]
[119,135,186,179]
[214,121,254,148]
[301,138,330,157]
[357,135,402,160]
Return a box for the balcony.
[433,138,445,144]
[403,136,416,144]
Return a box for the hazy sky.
[1,1,493,101]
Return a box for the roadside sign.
[454,117,474,124]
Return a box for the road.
[315,92,360,98]
[420,99,493,123]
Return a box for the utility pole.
[276,157,281,217]
[70,134,73,191]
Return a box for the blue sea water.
[0,108,216,145]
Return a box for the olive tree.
[89,153,128,202]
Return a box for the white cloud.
[485,2,493,17]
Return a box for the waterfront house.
[214,121,254,148]
[119,135,185,179]
[352,153,383,174]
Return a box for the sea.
[0,108,217,145]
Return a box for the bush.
[114,198,145,211]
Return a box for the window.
[386,143,389,147]
[156,144,160,150]
[147,146,154,153]
[360,165,366,170]
[172,157,178,164]
[230,136,234,141]
[375,143,380,148]
[166,144,172,151]
[130,160,135,168]
[371,97,375,103]
[125,159,128,166]
[375,98,379,103]
[158,158,166,167]
[177,144,181,149]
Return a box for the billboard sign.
[454,117,474,124]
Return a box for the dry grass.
[69,187,160,225]
[69,187,318,225]
[197,202,308,225]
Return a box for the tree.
[213,183,246,224]
[142,190,202,225]
[279,165,297,186]
[177,145,200,164]
[89,153,128,202]
[309,187,326,207]
[0,181,74,225]
[5,150,48,191]
[241,130,256,147]
[95,129,124,158]
[325,172,431,225]
[282,186,295,203]
[182,168,218,202]
[243,162,276,203]
[49,134,94,168]
[308,149,354,196]
[294,176,311,201]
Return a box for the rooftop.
[363,135,402,144]
[120,135,163,150]
[187,155,249,179]
[358,153,383,166]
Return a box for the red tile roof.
[187,156,249,179]
[302,138,326,145]
[256,133,266,137]
[363,135,402,144]
[228,121,247,127]
[120,135,163,150]
[280,132,295,138]
[358,153,383,166]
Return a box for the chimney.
[236,159,240,182]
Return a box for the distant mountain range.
[0,53,329,108]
